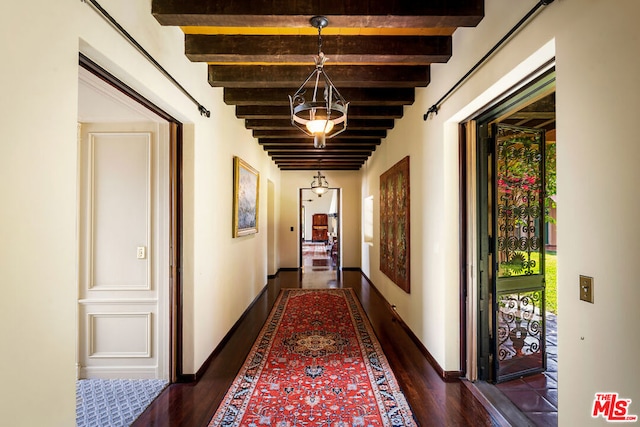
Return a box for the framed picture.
[380,156,410,293]
[233,156,259,237]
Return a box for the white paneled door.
[77,123,169,380]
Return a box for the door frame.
[460,62,555,381]
[79,54,184,382]
[298,187,341,272]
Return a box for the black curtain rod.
[423,0,554,121]
[82,0,211,118]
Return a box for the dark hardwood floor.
[132,270,500,426]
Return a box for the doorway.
[77,55,183,383]
[465,66,558,423]
[299,188,341,288]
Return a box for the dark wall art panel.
[380,156,410,292]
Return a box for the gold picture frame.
[233,156,260,237]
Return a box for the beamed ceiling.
[152,0,485,170]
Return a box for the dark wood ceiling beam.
[224,88,414,106]
[150,0,487,171]
[237,105,403,119]
[268,151,372,156]
[275,163,364,168]
[264,150,377,157]
[152,0,484,27]
[507,112,555,120]
[261,145,377,152]
[254,129,386,139]
[273,157,366,165]
[275,159,364,165]
[275,163,365,169]
[209,65,430,88]
[279,164,362,171]
[245,118,394,130]
[258,138,381,146]
[189,35,451,64]
[271,153,369,162]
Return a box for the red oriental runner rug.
[209,289,417,427]
[302,242,328,258]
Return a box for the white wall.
[361,0,640,424]
[280,171,361,268]
[181,94,280,374]
[0,0,279,424]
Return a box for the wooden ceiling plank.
[245,118,394,130]
[209,65,430,88]
[270,155,372,160]
[152,0,484,27]
[253,129,386,139]
[181,26,457,36]
[224,87,414,106]
[275,161,364,166]
[271,156,370,161]
[187,35,451,64]
[281,157,364,161]
[264,149,377,155]
[273,159,369,164]
[258,138,381,145]
[266,146,374,152]
[280,168,361,171]
[268,152,373,157]
[507,111,555,120]
[276,161,363,165]
[237,105,403,119]
[261,145,377,151]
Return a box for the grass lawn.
[545,253,557,314]
[502,251,557,314]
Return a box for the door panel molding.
[87,132,152,291]
[88,312,152,358]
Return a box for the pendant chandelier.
[311,170,329,196]
[289,16,348,149]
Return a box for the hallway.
[301,241,338,288]
[132,270,500,426]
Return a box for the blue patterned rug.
[76,379,168,427]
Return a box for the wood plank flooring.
[131,270,500,426]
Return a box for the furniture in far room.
[312,214,328,242]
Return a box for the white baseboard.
[79,366,161,379]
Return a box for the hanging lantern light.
[289,16,348,149]
[311,170,329,196]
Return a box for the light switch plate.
[137,246,146,259]
[579,275,594,303]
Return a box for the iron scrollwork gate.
[493,123,546,382]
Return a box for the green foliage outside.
[545,142,557,224]
[545,253,557,314]
[513,251,557,314]
[496,134,557,314]
[544,141,557,314]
